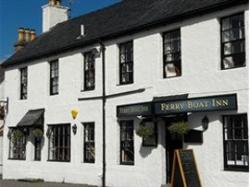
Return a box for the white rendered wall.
[3,5,249,187]
[42,4,68,32]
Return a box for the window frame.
[220,12,246,70]
[83,52,95,91]
[8,128,27,160]
[222,114,249,172]
[20,67,28,100]
[120,120,134,165]
[119,41,134,85]
[162,29,182,79]
[83,122,95,163]
[47,124,71,162]
[49,60,59,96]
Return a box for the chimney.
[42,0,69,32]
[14,28,36,52]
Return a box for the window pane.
[84,52,95,90]
[119,41,133,84]
[221,14,245,69]
[84,123,95,163]
[163,29,181,78]
[120,121,134,165]
[50,60,59,95]
[223,114,248,171]
[48,125,70,161]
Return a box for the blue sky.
[0,0,121,62]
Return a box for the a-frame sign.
[171,149,202,187]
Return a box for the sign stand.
[171,149,202,187]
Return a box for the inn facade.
[1,0,249,187]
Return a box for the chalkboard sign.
[171,149,202,187]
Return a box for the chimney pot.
[30,29,36,41]
[18,27,25,42]
[14,28,36,52]
[24,29,31,43]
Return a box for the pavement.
[0,179,97,187]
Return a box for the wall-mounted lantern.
[71,108,79,135]
[202,116,209,131]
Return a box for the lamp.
[72,124,77,135]
[71,108,79,135]
[202,116,209,131]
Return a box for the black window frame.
[83,122,95,163]
[50,60,59,96]
[223,114,249,172]
[20,67,28,100]
[48,124,71,162]
[119,41,134,85]
[163,29,181,78]
[34,137,42,161]
[83,52,95,91]
[120,120,134,165]
[8,128,27,160]
[221,13,245,70]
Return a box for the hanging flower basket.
[168,121,189,135]
[12,129,25,142]
[32,128,44,139]
[0,106,4,120]
[136,125,154,139]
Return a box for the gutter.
[2,0,248,68]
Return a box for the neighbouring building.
[1,0,249,187]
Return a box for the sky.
[0,0,121,62]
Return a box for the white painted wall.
[3,5,249,187]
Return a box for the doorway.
[165,116,186,183]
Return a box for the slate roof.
[2,0,248,67]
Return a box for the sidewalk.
[0,180,97,187]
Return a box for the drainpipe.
[100,42,106,187]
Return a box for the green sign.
[117,94,237,117]
[155,94,237,115]
[117,103,152,117]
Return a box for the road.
[0,179,97,187]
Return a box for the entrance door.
[165,118,184,184]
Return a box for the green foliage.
[136,125,153,139]
[168,121,189,135]
[32,128,44,138]
[12,129,25,142]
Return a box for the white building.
[1,0,249,187]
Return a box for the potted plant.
[32,128,44,139]
[12,129,25,142]
[136,124,154,139]
[168,121,189,135]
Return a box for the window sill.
[163,75,182,79]
[224,167,249,172]
[47,160,70,163]
[81,89,95,92]
[8,158,26,161]
[120,163,134,166]
[221,65,246,71]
